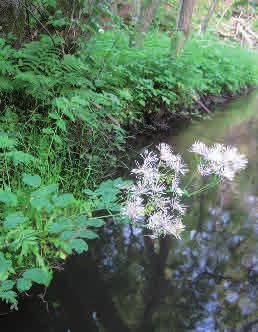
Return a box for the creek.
[1,91,258,332]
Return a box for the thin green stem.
[187,178,220,197]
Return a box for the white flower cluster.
[122,141,247,239]
[122,143,187,239]
[189,141,248,181]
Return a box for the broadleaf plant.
[0,175,128,308]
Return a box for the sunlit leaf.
[76,214,87,226]
[30,197,53,212]
[0,133,17,149]
[0,191,17,206]
[4,151,38,166]
[70,239,88,254]
[17,278,32,292]
[31,184,58,199]
[1,280,15,291]
[53,193,75,207]
[85,218,104,228]
[22,173,41,188]
[4,212,27,230]
[79,230,98,239]
[0,254,12,281]
[0,289,17,305]
[60,230,76,240]
[48,218,72,233]
[23,268,52,286]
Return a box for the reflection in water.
[1,92,258,332]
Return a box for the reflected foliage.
[1,93,258,331]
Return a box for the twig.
[216,3,233,28]
[192,94,211,113]
[20,2,56,46]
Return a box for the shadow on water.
[1,91,258,332]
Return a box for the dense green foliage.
[0,140,128,307]
[0,2,257,307]
[83,31,257,122]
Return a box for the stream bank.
[138,86,257,134]
[1,90,257,332]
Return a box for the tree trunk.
[110,0,118,16]
[134,0,161,47]
[132,0,141,27]
[174,0,196,55]
[0,0,25,42]
[200,0,219,34]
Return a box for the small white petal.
[190,141,248,181]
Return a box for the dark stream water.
[1,92,258,332]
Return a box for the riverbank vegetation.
[0,0,257,308]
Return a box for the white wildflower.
[123,140,248,239]
[132,150,159,180]
[122,196,145,221]
[129,175,164,198]
[130,183,149,197]
[170,197,187,215]
[190,141,248,181]
[130,150,163,200]
[149,182,166,196]
[147,211,185,239]
[158,143,173,163]
[157,143,188,175]
[171,176,184,196]
[98,28,105,33]
[153,196,170,212]
[153,196,186,216]
[189,141,208,156]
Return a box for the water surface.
[1,91,258,332]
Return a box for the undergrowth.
[0,28,257,307]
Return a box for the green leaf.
[79,230,98,239]
[23,268,52,286]
[53,135,63,145]
[60,230,76,240]
[17,278,32,292]
[30,197,53,212]
[0,133,17,150]
[31,184,58,199]
[70,239,88,254]
[53,193,75,207]
[0,289,17,305]
[48,218,72,234]
[42,127,54,135]
[4,151,38,166]
[0,191,17,206]
[0,254,12,281]
[85,218,104,228]
[49,111,61,120]
[76,215,89,227]
[56,119,67,132]
[22,173,41,188]
[1,280,15,291]
[84,178,129,208]
[4,212,27,230]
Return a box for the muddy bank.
[133,86,257,135]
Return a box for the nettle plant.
[123,142,248,239]
[0,175,129,308]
